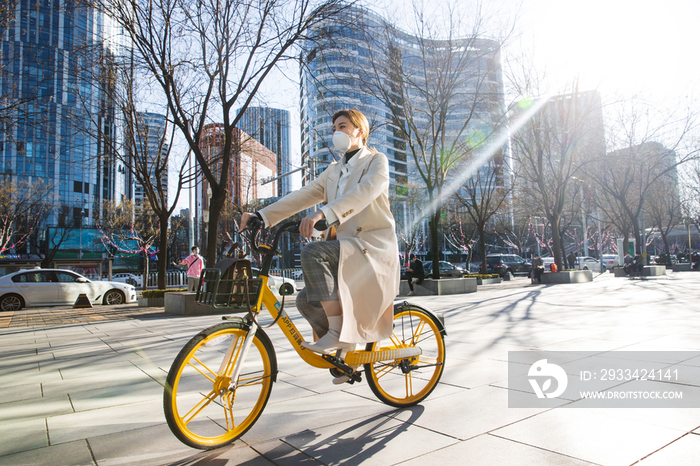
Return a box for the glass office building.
[236,107,292,197]
[1,1,126,233]
[299,6,506,238]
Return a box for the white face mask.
[332,131,352,153]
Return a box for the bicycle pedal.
[323,354,354,373]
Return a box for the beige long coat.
[260,147,400,343]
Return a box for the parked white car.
[576,256,607,272]
[602,254,622,268]
[0,268,137,311]
[104,272,143,287]
[252,268,297,295]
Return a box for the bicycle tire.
[163,321,277,449]
[365,304,446,407]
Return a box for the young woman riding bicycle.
[240,109,400,380]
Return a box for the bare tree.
[97,200,159,290]
[356,0,514,277]
[452,148,512,273]
[91,0,348,267]
[592,96,700,261]
[644,173,684,258]
[509,85,606,270]
[0,176,52,256]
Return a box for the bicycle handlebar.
[242,216,330,254]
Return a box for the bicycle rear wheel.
[164,321,276,449]
[365,304,446,407]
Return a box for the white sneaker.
[410,278,419,284]
[301,331,354,355]
[333,374,351,384]
[407,290,415,296]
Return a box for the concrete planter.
[672,263,692,272]
[477,277,502,285]
[399,277,477,296]
[137,297,164,307]
[614,265,667,278]
[540,270,593,284]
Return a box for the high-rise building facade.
[133,112,169,209]
[299,6,505,241]
[197,125,277,248]
[0,1,125,232]
[236,107,292,196]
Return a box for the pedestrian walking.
[179,246,204,292]
[567,252,576,269]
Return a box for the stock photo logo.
[528,359,569,399]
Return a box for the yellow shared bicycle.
[163,219,447,449]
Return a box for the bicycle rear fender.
[395,301,447,336]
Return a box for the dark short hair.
[410,254,416,259]
[191,246,198,251]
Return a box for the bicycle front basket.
[196,267,263,311]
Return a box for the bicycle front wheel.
[164,321,276,449]
[365,304,446,407]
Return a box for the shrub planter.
[399,277,477,296]
[138,288,187,308]
[477,277,502,285]
[138,297,164,307]
[540,270,593,284]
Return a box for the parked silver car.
[0,268,137,311]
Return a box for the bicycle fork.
[218,321,259,393]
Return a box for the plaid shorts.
[300,240,340,302]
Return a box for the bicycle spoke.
[188,355,218,382]
[182,389,218,426]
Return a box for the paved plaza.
[1,272,699,465]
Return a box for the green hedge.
[142,288,187,299]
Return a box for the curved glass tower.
[1,1,124,231]
[299,6,505,238]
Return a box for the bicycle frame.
[236,221,422,370]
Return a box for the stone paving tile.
[0,439,94,466]
[236,390,396,446]
[169,444,276,466]
[87,423,197,466]
[67,380,163,412]
[386,385,564,441]
[491,408,688,466]
[247,438,323,465]
[0,393,73,427]
[46,398,166,445]
[0,367,63,389]
[280,409,460,466]
[398,433,597,466]
[635,432,700,465]
[41,369,156,399]
[0,382,42,404]
[0,418,47,457]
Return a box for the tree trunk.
[478,223,487,274]
[206,191,226,267]
[551,215,563,270]
[429,212,441,279]
[142,250,149,291]
[157,213,169,290]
